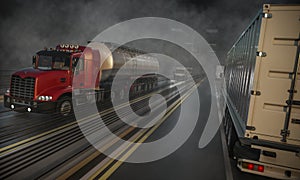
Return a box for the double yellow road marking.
[88,81,202,179]
[0,85,174,156]
[1,78,203,180]
[57,126,136,180]
[0,80,194,156]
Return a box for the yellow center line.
[84,86,197,180]
[0,80,196,155]
[57,125,136,180]
[86,80,203,179]
[98,83,199,180]
[0,88,166,155]
[87,127,150,180]
[0,112,101,155]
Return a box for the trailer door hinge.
[291,119,300,124]
[256,51,267,57]
[263,13,272,19]
[292,100,300,106]
[251,90,261,96]
[286,100,300,106]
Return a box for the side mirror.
[32,56,36,68]
[74,67,79,75]
[73,57,82,75]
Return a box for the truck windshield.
[38,55,70,70]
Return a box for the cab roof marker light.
[5,89,10,95]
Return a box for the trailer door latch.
[286,100,300,106]
[256,51,267,57]
[251,90,261,96]
[246,126,256,131]
[291,119,300,124]
[280,129,290,138]
[263,13,272,18]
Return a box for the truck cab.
[4,44,88,117]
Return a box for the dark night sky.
[0,0,298,70]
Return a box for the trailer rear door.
[246,5,300,146]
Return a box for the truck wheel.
[227,124,237,158]
[57,96,73,117]
[15,109,27,113]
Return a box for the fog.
[0,0,298,89]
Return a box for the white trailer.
[223,4,300,179]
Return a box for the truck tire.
[14,108,27,113]
[223,109,238,158]
[227,123,238,158]
[57,96,73,117]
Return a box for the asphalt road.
[0,79,271,180]
[108,79,271,180]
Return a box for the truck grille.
[11,75,35,100]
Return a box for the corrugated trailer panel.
[225,4,300,146]
[225,13,262,134]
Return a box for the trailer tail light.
[247,163,254,170]
[258,165,264,172]
[242,162,264,173]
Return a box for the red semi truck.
[4,43,159,117]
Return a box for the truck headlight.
[38,96,53,101]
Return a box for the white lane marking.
[0,114,15,120]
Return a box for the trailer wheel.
[223,108,238,158]
[227,123,238,158]
[57,96,73,117]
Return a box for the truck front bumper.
[4,95,57,113]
